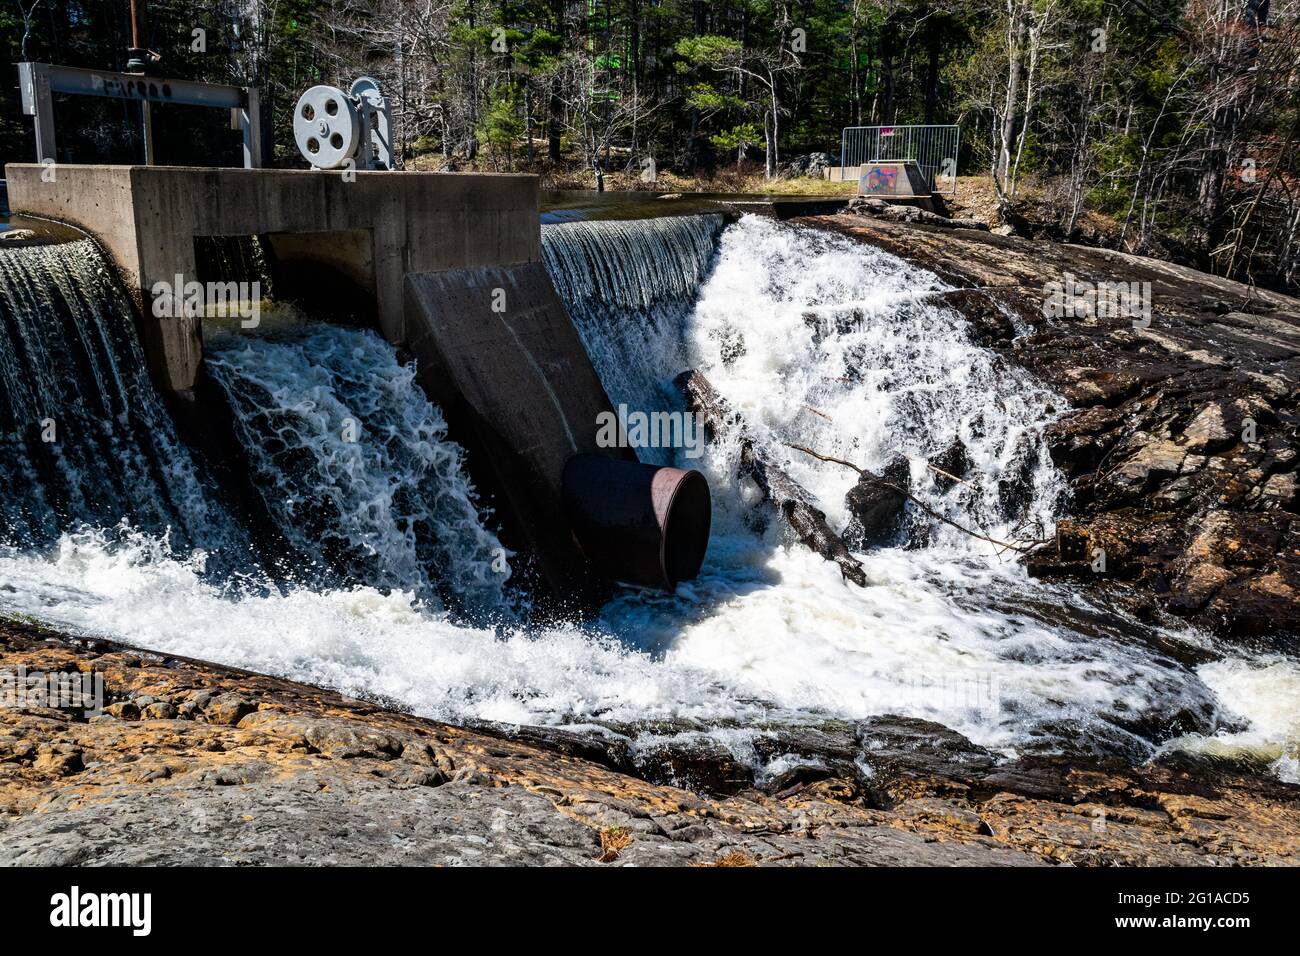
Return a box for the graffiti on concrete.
[860,165,900,194]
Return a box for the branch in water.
[675,370,870,588]
[781,442,1045,554]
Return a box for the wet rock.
[1181,403,1234,454]
[854,716,996,806]
[1153,476,1195,508]
[929,439,971,491]
[1045,406,1125,476]
[1261,472,1298,511]
[843,454,911,547]
[817,213,1300,641]
[3,622,1298,867]
[632,739,755,795]
[997,432,1040,520]
[945,289,1017,346]
[1107,439,1187,499]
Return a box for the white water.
[1167,657,1300,782]
[0,240,244,557]
[1,219,1296,779]
[204,322,512,615]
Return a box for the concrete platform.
[826,162,932,198]
[3,165,539,393]
[406,262,634,600]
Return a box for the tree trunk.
[548,0,564,161]
[524,81,534,163]
[767,82,780,179]
[996,2,1025,196]
[675,370,868,587]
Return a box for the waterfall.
[544,213,1061,545]
[0,239,244,557]
[542,215,724,466]
[542,214,723,310]
[204,323,513,616]
[1,217,1282,778]
[682,216,1063,545]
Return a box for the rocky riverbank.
[2,620,1297,866]
[815,212,1300,649]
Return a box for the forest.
[1,0,1297,292]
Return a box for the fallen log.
[783,442,1049,555]
[675,370,868,587]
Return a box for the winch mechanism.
[292,77,393,171]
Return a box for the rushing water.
[0,222,1296,782]
[204,322,514,616]
[0,239,245,558]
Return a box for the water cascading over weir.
[0,239,248,560]
[2,164,714,610]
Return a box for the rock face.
[929,439,972,491]
[784,152,832,179]
[817,214,1300,647]
[848,195,989,231]
[843,455,910,547]
[2,622,1297,867]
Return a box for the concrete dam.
[2,164,713,610]
[5,166,1293,779]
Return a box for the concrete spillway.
[3,164,713,606]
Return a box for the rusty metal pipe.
[561,454,711,591]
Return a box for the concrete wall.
[406,263,635,600]
[4,165,538,393]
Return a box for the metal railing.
[839,125,959,195]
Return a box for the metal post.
[240,86,262,168]
[19,62,56,162]
[140,99,155,164]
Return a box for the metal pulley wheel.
[292,85,361,169]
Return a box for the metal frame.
[839,124,960,195]
[18,62,262,168]
[350,77,394,171]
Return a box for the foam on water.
[1166,657,1300,783]
[0,222,1296,779]
[204,322,513,615]
[0,527,1226,757]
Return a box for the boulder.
[843,454,911,547]
[847,195,988,230]
[783,151,832,179]
[929,439,971,491]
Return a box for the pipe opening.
[659,469,710,585]
[562,453,712,592]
